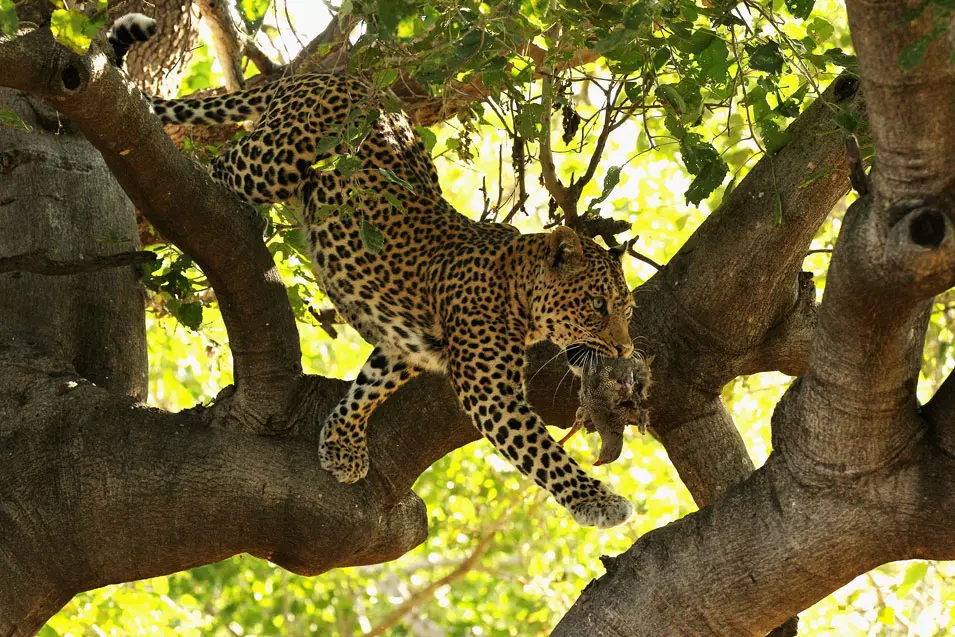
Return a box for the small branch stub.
[0,250,157,275]
[846,135,868,196]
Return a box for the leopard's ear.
[547,226,585,276]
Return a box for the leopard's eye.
[591,296,607,312]
[624,306,633,319]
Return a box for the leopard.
[110,13,637,527]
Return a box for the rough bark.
[0,89,146,398]
[0,3,941,635]
[117,0,198,97]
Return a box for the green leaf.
[784,0,814,19]
[832,110,863,134]
[516,103,544,138]
[360,219,385,253]
[745,85,772,123]
[806,17,833,43]
[758,120,792,155]
[174,302,203,331]
[876,606,895,626]
[372,68,398,88]
[312,156,341,172]
[622,2,647,28]
[238,0,270,32]
[594,27,634,56]
[679,135,719,175]
[50,8,107,55]
[748,41,785,74]
[0,109,31,131]
[662,80,704,124]
[897,561,929,596]
[377,168,417,193]
[822,48,857,69]
[314,203,337,222]
[280,228,310,260]
[685,157,728,205]
[898,34,932,70]
[652,47,671,70]
[657,84,687,114]
[698,38,730,83]
[673,29,716,55]
[315,136,341,155]
[382,191,408,214]
[0,0,18,35]
[623,80,644,103]
[336,154,363,178]
[416,126,437,153]
[520,0,550,26]
[586,166,622,212]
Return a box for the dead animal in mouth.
[560,354,653,465]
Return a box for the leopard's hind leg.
[319,346,420,483]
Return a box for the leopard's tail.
[107,13,157,68]
[108,12,277,126]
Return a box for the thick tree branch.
[0,352,426,633]
[779,0,955,478]
[556,1,955,632]
[661,73,860,359]
[845,0,955,197]
[0,28,302,430]
[612,74,862,507]
[553,449,955,636]
[195,0,245,91]
[925,368,955,455]
[0,249,155,275]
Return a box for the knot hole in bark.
[61,64,81,91]
[909,207,947,248]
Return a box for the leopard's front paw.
[567,492,633,528]
[318,432,370,484]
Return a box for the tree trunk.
[0,89,146,396]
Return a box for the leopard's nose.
[615,344,633,357]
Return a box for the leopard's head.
[532,226,635,362]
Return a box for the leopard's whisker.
[526,345,571,386]
[552,365,577,407]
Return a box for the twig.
[539,72,574,221]
[629,248,662,270]
[363,493,541,637]
[285,14,354,74]
[569,81,623,203]
[195,0,245,91]
[845,135,868,196]
[0,250,157,276]
[244,40,277,75]
[364,522,502,637]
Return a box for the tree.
[0,0,953,634]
